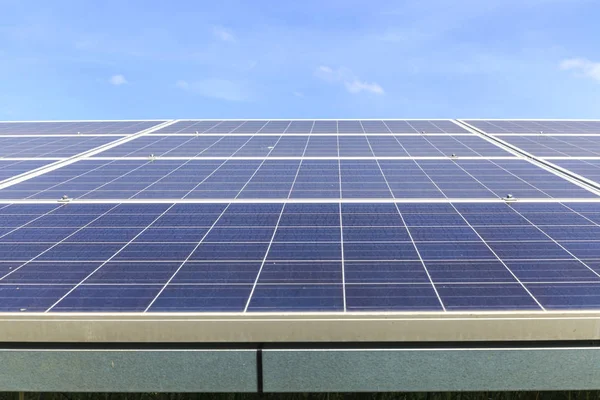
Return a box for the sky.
[0,0,599,120]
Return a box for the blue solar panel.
[485,135,600,157]
[0,121,164,135]
[2,119,600,316]
[465,120,600,134]
[152,120,469,134]
[0,160,54,181]
[551,160,600,186]
[95,134,509,158]
[0,201,598,312]
[1,159,593,200]
[0,136,121,158]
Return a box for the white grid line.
[0,204,122,282]
[243,203,286,312]
[0,204,63,241]
[44,204,177,312]
[142,204,233,312]
[145,135,287,311]
[128,135,231,198]
[337,134,347,311]
[242,131,310,311]
[394,140,546,310]
[365,135,446,310]
[503,208,600,279]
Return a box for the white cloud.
[212,26,236,43]
[175,80,189,90]
[175,79,248,101]
[376,33,406,43]
[345,80,384,95]
[560,58,600,82]
[292,91,304,98]
[315,66,384,95]
[109,74,128,86]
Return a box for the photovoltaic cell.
[0,160,54,181]
[151,120,469,134]
[465,120,600,134]
[551,160,600,187]
[0,202,599,312]
[0,121,164,135]
[96,134,511,157]
[0,136,122,158]
[492,135,600,157]
[0,159,594,200]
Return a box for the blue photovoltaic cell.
[0,121,164,135]
[552,160,600,187]
[0,136,120,158]
[152,120,470,134]
[0,202,598,312]
[0,160,53,181]
[96,134,509,157]
[465,120,600,134]
[490,135,600,157]
[1,159,594,200]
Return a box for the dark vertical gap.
[256,344,264,393]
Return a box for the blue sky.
[1,0,599,120]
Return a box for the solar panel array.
[463,119,600,191]
[1,119,600,313]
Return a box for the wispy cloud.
[315,66,384,95]
[109,74,128,86]
[292,91,304,98]
[375,31,408,43]
[176,79,249,101]
[560,58,600,82]
[212,26,236,43]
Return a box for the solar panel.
[0,160,55,182]
[1,158,593,200]
[95,134,510,158]
[151,120,470,135]
[552,160,600,184]
[1,119,600,346]
[464,120,600,134]
[0,120,165,135]
[481,135,600,157]
[1,201,600,312]
[0,136,124,158]
[460,119,600,202]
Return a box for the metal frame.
[0,310,599,343]
[2,343,600,392]
[262,345,600,392]
[0,347,258,392]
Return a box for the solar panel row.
[0,160,54,182]
[489,135,600,157]
[0,121,165,135]
[0,159,591,200]
[96,135,510,158]
[0,136,122,158]
[155,120,469,134]
[1,202,600,312]
[465,120,600,134]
